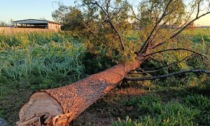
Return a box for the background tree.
[52,5,69,24]
[0,21,8,27]
[52,5,84,30]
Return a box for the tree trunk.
[17,56,146,126]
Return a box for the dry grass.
[0,27,56,34]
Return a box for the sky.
[195,15,210,26]
[0,0,74,23]
[0,0,210,26]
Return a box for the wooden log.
[17,56,145,126]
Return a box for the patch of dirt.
[72,87,145,126]
[110,87,145,96]
[72,111,115,126]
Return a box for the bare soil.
[72,87,145,126]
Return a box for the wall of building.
[0,27,56,34]
[48,23,61,31]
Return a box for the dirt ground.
[72,86,146,126]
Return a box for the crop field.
[0,28,210,125]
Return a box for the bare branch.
[152,11,210,49]
[128,5,141,21]
[138,0,173,54]
[144,48,204,58]
[126,69,210,81]
[90,1,125,50]
[130,55,191,74]
[171,12,210,38]
[147,20,168,47]
[106,0,111,13]
[171,8,195,35]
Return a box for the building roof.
[13,19,60,25]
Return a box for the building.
[13,19,61,31]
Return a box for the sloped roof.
[13,19,60,25]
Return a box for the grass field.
[0,29,209,125]
[0,32,86,124]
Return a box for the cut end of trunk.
[17,92,63,125]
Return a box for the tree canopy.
[52,0,210,63]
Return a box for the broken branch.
[130,55,191,74]
[126,69,210,81]
[144,48,204,58]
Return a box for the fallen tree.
[17,0,210,125]
[17,56,147,126]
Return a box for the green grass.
[183,28,210,43]
[113,80,210,126]
[113,66,210,126]
[0,32,86,125]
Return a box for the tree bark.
[17,56,146,126]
